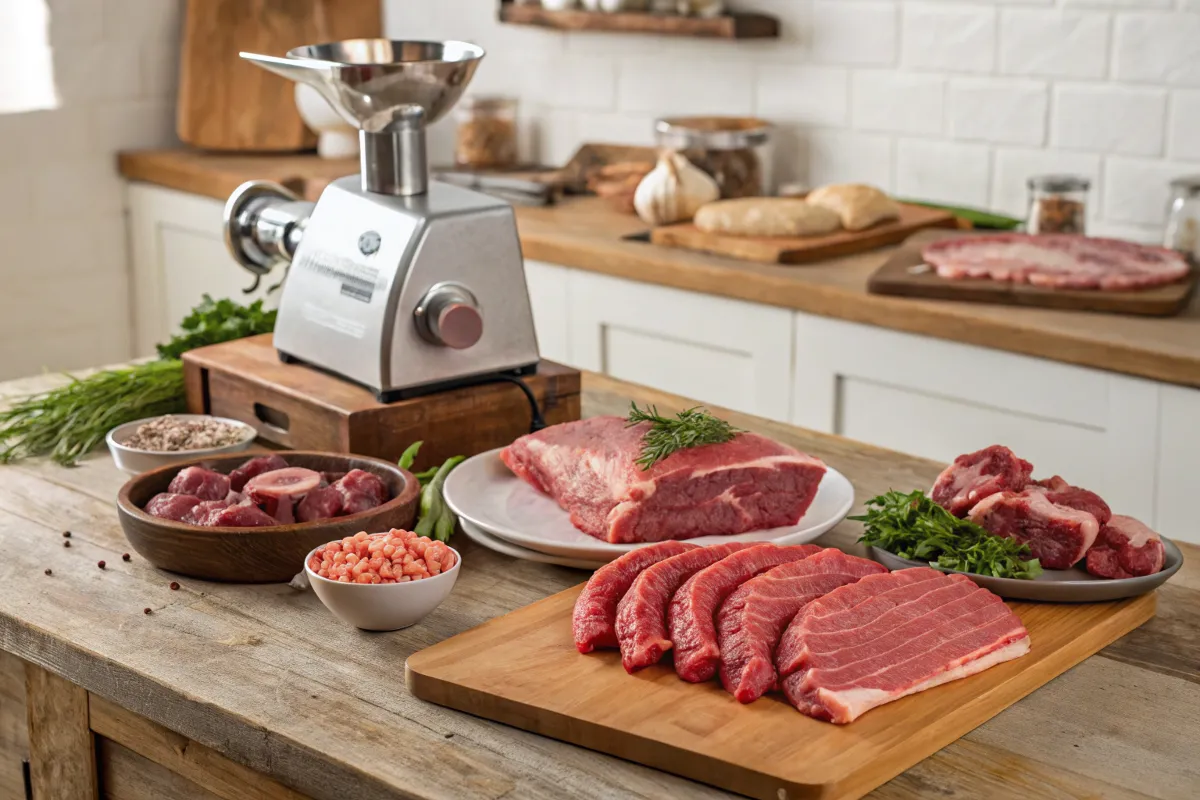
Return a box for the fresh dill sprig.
[626,403,743,471]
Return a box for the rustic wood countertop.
[1,367,1197,799]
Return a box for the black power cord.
[491,374,547,433]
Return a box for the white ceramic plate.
[443,448,855,561]
[458,519,607,570]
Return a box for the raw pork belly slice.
[669,543,821,682]
[501,417,827,543]
[167,466,231,502]
[573,541,696,654]
[717,549,886,703]
[968,489,1099,569]
[922,234,1190,290]
[1030,476,1112,525]
[931,445,1032,517]
[144,492,202,522]
[616,541,756,673]
[1086,515,1165,579]
[778,569,1030,723]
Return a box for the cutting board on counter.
[649,202,956,264]
[869,229,1197,316]
[407,585,1155,800]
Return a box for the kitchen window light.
[0,0,58,114]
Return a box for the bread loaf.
[805,183,900,231]
[693,198,841,238]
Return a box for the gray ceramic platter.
[870,537,1184,602]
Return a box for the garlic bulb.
[633,150,720,226]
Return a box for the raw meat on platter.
[1086,515,1165,579]
[501,417,827,543]
[930,445,1033,517]
[1029,476,1112,525]
[967,489,1100,570]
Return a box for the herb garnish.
[852,490,1043,580]
[626,403,742,471]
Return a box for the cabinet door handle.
[22,759,31,800]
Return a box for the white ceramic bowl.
[106,414,257,476]
[304,543,461,631]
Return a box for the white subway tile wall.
[0,0,182,380]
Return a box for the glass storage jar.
[1026,175,1089,234]
[654,116,772,198]
[455,96,518,170]
[1164,176,1200,260]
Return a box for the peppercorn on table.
[0,367,1197,800]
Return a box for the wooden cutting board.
[649,202,957,264]
[869,229,1198,316]
[177,0,381,152]
[406,584,1155,800]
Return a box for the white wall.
[0,0,182,381]
[387,0,1200,245]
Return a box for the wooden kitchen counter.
[1,367,1198,800]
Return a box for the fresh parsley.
[156,295,277,360]
[852,490,1043,580]
[626,403,742,471]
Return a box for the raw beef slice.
[229,455,289,493]
[968,489,1099,570]
[573,541,697,654]
[1030,476,1112,525]
[167,466,231,502]
[502,417,827,543]
[717,549,886,703]
[777,568,1030,723]
[1086,515,1165,579]
[144,492,202,522]
[931,445,1033,517]
[616,541,756,673]
[669,544,821,683]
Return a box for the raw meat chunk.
[717,549,886,703]
[669,544,821,683]
[1030,476,1112,525]
[573,541,697,654]
[1086,515,1165,579]
[207,504,279,528]
[931,445,1033,517]
[778,569,1030,723]
[333,470,389,515]
[167,466,231,502]
[144,492,202,521]
[502,417,828,543]
[184,500,232,526]
[616,542,756,673]
[229,454,289,492]
[245,467,322,502]
[968,489,1099,569]
[296,486,344,523]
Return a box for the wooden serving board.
[407,584,1156,800]
[869,229,1198,316]
[649,203,957,264]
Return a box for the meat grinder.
[223,39,540,402]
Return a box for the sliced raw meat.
[717,549,887,703]
[502,416,828,543]
[184,499,232,526]
[144,492,202,522]
[573,541,697,654]
[296,486,344,523]
[167,466,231,502]
[669,543,822,683]
[922,234,1190,291]
[228,454,289,492]
[616,541,756,673]
[1086,515,1165,579]
[207,504,279,528]
[778,569,1030,723]
[1029,476,1112,525]
[245,467,322,502]
[931,445,1032,517]
[968,489,1100,569]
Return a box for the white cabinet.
[1155,384,1200,543]
[523,260,572,366]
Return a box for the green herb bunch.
[626,402,742,471]
[852,490,1043,580]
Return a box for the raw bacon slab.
[616,541,756,673]
[717,549,886,703]
[1086,515,1165,579]
[968,489,1099,569]
[573,541,696,654]
[502,417,827,543]
[931,445,1032,517]
[669,544,821,683]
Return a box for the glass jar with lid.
[1026,175,1089,234]
[654,116,772,198]
[454,96,518,170]
[1164,176,1200,260]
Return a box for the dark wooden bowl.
[116,451,420,583]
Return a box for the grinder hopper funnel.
[242,39,485,196]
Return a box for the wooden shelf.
[498,3,779,39]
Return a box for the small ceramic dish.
[305,543,461,631]
[106,414,257,475]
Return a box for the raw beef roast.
[167,466,231,502]
[777,568,1030,723]
[502,417,827,543]
[717,549,886,704]
[1030,476,1112,525]
[922,234,1190,290]
[573,541,696,654]
[669,544,821,682]
[968,489,1100,569]
[1086,515,1165,579]
[144,492,202,522]
[615,541,755,673]
[931,445,1033,517]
